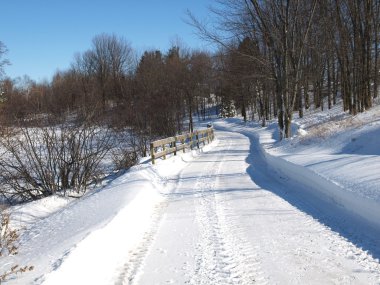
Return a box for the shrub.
[0,211,33,283]
[0,122,114,203]
[111,147,138,170]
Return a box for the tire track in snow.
[116,164,185,284]
[116,199,168,285]
[188,139,267,285]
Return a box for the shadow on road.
[215,122,380,261]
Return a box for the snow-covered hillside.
[260,104,380,227]
[1,104,380,284]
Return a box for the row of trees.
[190,0,380,137]
[5,0,380,139]
[1,35,215,137]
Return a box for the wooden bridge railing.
[150,127,214,164]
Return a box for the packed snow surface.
[1,105,380,284]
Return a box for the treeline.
[0,34,214,140]
[3,0,379,141]
[190,0,380,137]
[1,1,380,140]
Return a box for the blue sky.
[0,1,214,82]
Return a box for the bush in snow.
[111,149,138,171]
[111,142,138,170]
[0,122,114,203]
[0,211,33,283]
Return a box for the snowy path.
[119,130,380,284]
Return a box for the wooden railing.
[150,128,214,164]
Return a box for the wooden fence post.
[163,143,166,160]
[150,142,155,164]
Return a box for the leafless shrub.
[0,122,114,203]
[297,114,369,146]
[111,147,138,170]
[0,211,33,284]
[129,128,151,158]
[300,116,365,142]
[110,129,140,170]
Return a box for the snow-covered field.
[1,103,380,284]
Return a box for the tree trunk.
[188,95,194,133]
[242,98,247,122]
[298,87,303,118]
[327,59,332,109]
[284,111,292,139]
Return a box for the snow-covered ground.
[0,146,214,285]
[259,104,380,228]
[1,104,380,284]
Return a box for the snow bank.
[256,130,380,228]
[1,140,218,285]
[214,112,380,230]
[42,181,163,285]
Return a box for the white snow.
[0,145,214,285]
[1,103,380,284]
[257,104,380,228]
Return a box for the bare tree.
[0,41,9,78]
[189,0,318,138]
[90,34,134,110]
[334,0,378,114]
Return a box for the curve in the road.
[119,129,380,284]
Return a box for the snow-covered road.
[120,130,380,284]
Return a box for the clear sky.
[0,0,214,82]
